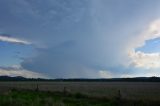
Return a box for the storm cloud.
[1,0,160,78]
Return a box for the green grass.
[0,90,113,106]
[0,84,160,106]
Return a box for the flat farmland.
[0,81,160,101]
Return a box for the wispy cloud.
[0,35,31,45]
[0,65,48,78]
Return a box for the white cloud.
[128,19,160,69]
[98,70,135,78]
[129,51,160,69]
[128,19,160,50]
[0,66,48,78]
[99,70,113,78]
[0,35,31,45]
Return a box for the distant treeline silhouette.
[0,76,160,82]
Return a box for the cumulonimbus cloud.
[0,35,31,45]
[128,19,160,69]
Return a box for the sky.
[0,0,160,78]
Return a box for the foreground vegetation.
[0,89,160,106]
[1,81,160,100]
[0,81,160,105]
[0,89,113,106]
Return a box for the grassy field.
[0,90,114,106]
[0,82,160,105]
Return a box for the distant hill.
[0,76,160,82]
[0,76,43,81]
[0,76,26,81]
